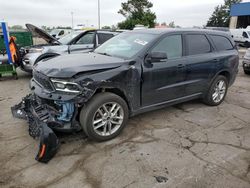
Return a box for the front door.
[69,31,95,53]
[141,34,187,107]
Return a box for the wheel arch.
[206,70,231,94]
[93,87,131,112]
[218,70,231,83]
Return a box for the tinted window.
[210,35,233,51]
[186,34,211,56]
[98,33,114,44]
[76,32,95,44]
[151,35,182,59]
[243,32,248,38]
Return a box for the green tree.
[207,0,242,27]
[102,26,111,29]
[41,25,50,31]
[10,25,24,30]
[168,21,175,28]
[117,0,156,30]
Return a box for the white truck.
[230,26,250,47]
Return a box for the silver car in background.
[21,24,119,73]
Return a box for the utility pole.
[71,12,74,29]
[98,0,101,29]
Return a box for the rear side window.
[186,34,211,56]
[98,33,114,45]
[210,35,234,51]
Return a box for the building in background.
[230,2,250,29]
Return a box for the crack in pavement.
[167,127,250,185]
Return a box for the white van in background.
[49,29,72,40]
[230,26,250,47]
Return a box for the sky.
[1,0,250,28]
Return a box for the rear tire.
[80,92,129,141]
[203,75,228,106]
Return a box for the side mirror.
[147,52,167,63]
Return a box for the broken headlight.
[51,79,81,93]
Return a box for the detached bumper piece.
[36,123,59,163]
[11,94,60,163]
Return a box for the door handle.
[213,59,220,62]
[177,64,185,68]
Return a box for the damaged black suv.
[12,29,239,162]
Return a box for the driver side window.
[75,32,95,45]
[151,35,182,59]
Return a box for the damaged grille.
[33,71,54,91]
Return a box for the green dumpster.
[0,31,33,51]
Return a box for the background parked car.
[20,24,119,73]
[49,29,72,39]
[243,48,250,74]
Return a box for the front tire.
[203,75,228,106]
[80,92,129,141]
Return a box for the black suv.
[13,29,239,162]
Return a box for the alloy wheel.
[92,102,124,136]
[212,80,226,103]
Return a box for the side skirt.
[131,93,203,116]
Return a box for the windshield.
[58,31,83,45]
[94,32,156,59]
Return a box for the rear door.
[183,33,217,95]
[209,34,238,80]
[141,34,188,106]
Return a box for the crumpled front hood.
[35,53,126,78]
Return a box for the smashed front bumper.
[11,94,62,163]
